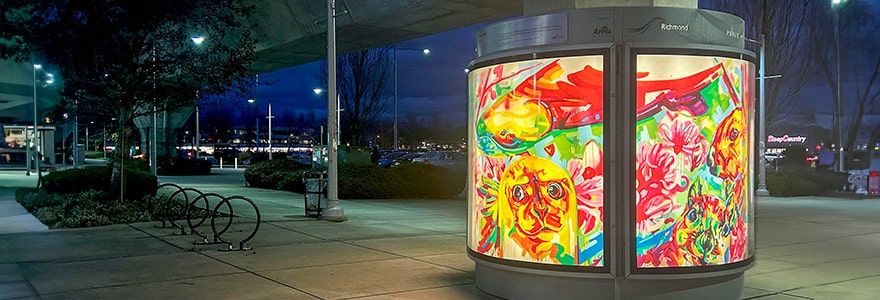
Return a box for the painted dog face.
[498,156,578,263]
[712,107,744,181]
[500,156,575,237]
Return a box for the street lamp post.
[323,0,345,221]
[268,100,274,160]
[191,36,204,160]
[32,63,41,177]
[249,75,273,160]
[393,47,430,151]
[745,35,784,196]
[73,103,78,168]
[832,0,845,172]
[103,123,107,160]
[86,122,91,154]
[195,104,200,159]
[313,88,342,146]
[744,35,771,196]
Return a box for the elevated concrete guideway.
[0,1,521,122]
[247,0,523,73]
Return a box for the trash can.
[304,176,328,217]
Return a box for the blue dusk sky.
[220,22,484,127]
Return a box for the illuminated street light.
[314,88,342,146]
[30,64,47,177]
[192,36,204,161]
[393,46,430,151]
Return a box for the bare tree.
[808,0,880,150]
[703,0,812,126]
[1,0,258,196]
[321,47,393,146]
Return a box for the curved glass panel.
[634,55,754,268]
[468,55,605,267]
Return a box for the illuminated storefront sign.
[468,55,605,267]
[767,135,806,143]
[634,55,754,268]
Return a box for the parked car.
[213,143,240,161]
[391,152,424,168]
[377,151,408,168]
[764,152,784,165]
[411,151,466,172]
[198,156,218,165]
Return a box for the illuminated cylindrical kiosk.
[467,4,755,299]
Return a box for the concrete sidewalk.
[1,169,880,299]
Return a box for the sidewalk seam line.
[129,223,326,299]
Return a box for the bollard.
[234,158,238,169]
[219,157,223,169]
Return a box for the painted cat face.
[675,182,730,265]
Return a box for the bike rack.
[166,187,205,235]
[187,192,232,244]
[154,184,262,250]
[212,195,261,251]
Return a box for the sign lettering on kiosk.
[767,134,806,144]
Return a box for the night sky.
[220,22,484,128]
[214,2,879,133]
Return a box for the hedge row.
[16,188,153,228]
[765,166,847,197]
[16,162,161,228]
[157,157,212,175]
[41,166,157,200]
[243,160,465,199]
[243,159,313,190]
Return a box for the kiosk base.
[474,258,745,300]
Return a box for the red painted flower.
[568,140,604,235]
[636,143,686,235]
[658,112,708,171]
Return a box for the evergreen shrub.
[243,159,311,189]
[241,155,466,199]
[766,166,847,197]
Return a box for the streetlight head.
[34,64,42,69]
[247,99,255,104]
[313,88,323,94]
[831,0,846,6]
[191,35,204,45]
[422,48,430,55]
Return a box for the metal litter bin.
[304,175,328,217]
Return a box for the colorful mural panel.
[634,55,754,268]
[468,56,605,266]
